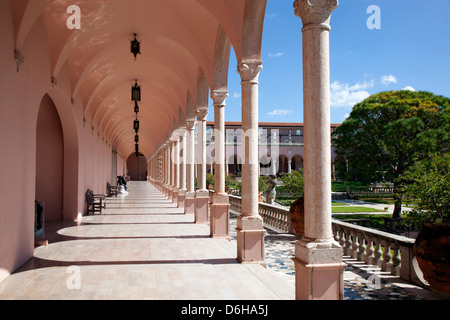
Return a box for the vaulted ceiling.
[12,0,267,160]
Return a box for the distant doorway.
[127,153,147,181]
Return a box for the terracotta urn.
[289,197,304,236]
[414,223,450,298]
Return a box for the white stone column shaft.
[236,59,265,263]
[196,109,208,191]
[293,0,345,300]
[212,91,229,195]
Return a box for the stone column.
[293,0,346,300]
[172,135,180,205]
[185,120,196,214]
[194,108,210,223]
[169,139,176,201]
[210,91,230,238]
[178,128,187,208]
[236,60,265,264]
[165,142,171,198]
[288,159,292,174]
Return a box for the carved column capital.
[237,60,263,84]
[211,90,229,107]
[293,0,338,31]
[185,119,196,131]
[196,108,209,121]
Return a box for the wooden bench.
[86,189,103,215]
[107,182,118,197]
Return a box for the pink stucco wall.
[0,1,116,283]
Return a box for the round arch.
[127,153,148,181]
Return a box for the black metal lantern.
[135,143,139,157]
[134,101,140,115]
[134,118,140,132]
[131,80,141,102]
[130,33,141,60]
[135,134,139,143]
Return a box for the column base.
[194,190,209,224]
[168,187,173,200]
[178,189,186,209]
[293,238,346,300]
[210,193,230,239]
[184,191,195,215]
[172,188,179,205]
[236,215,266,264]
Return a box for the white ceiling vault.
[12,0,267,160]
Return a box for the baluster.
[373,238,383,267]
[381,240,392,272]
[365,235,374,265]
[352,233,359,259]
[344,231,352,257]
[339,228,346,248]
[391,244,401,276]
[357,233,367,262]
[332,227,339,244]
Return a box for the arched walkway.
[0,182,293,300]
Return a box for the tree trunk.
[392,182,402,219]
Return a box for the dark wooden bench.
[107,182,118,197]
[86,189,103,215]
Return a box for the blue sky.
[213,0,450,124]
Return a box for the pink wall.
[0,1,117,283]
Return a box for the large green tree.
[332,90,450,218]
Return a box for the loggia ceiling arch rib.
[87,61,188,124]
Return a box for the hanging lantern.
[131,80,141,102]
[135,134,139,143]
[135,143,139,157]
[134,118,140,132]
[134,101,140,114]
[130,33,141,60]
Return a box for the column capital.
[185,119,196,131]
[211,90,229,107]
[196,108,209,121]
[237,60,263,84]
[293,0,338,31]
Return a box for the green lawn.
[332,206,385,213]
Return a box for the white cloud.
[268,109,294,116]
[330,80,374,109]
[268,52,285,58]
[402,86,416,91]
[381,74,398,86]
[233,92,241,99]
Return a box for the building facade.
[204,122,341,176]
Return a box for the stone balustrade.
[226,194,427,289]
[331,219,425,287]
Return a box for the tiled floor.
[0,182,294,300]
[0,182,439,300]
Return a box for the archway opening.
[127,153,147,181]
[35,94,64,223]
